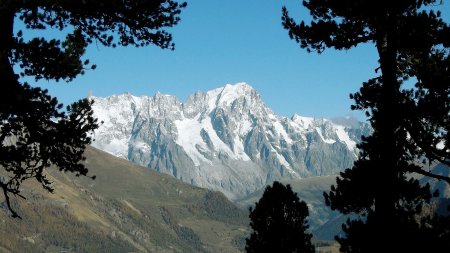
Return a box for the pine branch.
[0,182,23,219]
[407,166,450,184]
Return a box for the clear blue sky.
[25,0,449,120]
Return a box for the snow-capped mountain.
[91,83,370,199]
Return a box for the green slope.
[0,146,249,253]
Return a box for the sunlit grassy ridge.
[0,146,248,253]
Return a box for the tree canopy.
[246,181,315,253]
[0,0,186,218]
[283,0,449,251]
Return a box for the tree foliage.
[283,0,449,251]
[0,0,186,218]
[246,181,314,253]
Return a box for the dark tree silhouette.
[246,181,314,253]
[0,0,186,218]
[282,0,449,251]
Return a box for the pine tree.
[246,181,315,253]
[0,0,186,218]
[282,1,449,251]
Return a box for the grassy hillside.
[235,176,344,241]
[0,146,249,253]
[236,177,339,227]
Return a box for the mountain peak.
[223,82,255,92]
[193,82,264,114]
[91,83,370,200]
[222,82,256,95]
[217,82,260,107]
[205,82,256,98]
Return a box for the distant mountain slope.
[0,146,248,253]
[420,163,450,198]
[91,83,370,199]
[235,176,340,238]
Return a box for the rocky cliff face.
[91,83,370,199]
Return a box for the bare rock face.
[91,83,370,200]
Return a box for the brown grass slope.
[0,146,249,253]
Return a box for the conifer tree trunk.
[374,12,400,248]
[0,5,20,113]
[0,5,15,82]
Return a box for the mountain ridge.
[91,83,371,199]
